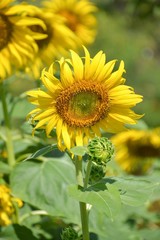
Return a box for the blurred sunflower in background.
[0,184,23,226]
[0,0,47,81]
[27,47,143,151]
[25,8,79,79]
[44,0,97,46]
[111,127,160,175]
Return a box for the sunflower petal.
[70,50,84,80]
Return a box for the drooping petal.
[46,114,58,136]
[75,130,83,146]
[62,124,71,150]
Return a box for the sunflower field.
[0,0,160,240]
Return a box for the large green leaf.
[89,208,140,240]
[68,183,121,220]
[93,177,158,207]
[10,155,80,224]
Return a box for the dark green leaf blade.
[68,183,121,220]
[10,154,80,224]
[25,144,57,160]
[0,224,38,240]
[95,177,159,206]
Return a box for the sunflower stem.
[84,160,92,189]
[75,157,90,240]
[0,82,15,167]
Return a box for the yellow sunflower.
[111,128,160,175]
[0,0,47,81]
[44,0,97,46]
[25,9,80,79]
[0,184,23,226]
[27,47,143,151]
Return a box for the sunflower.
[44,0,97,46]
[0,0,47,81]
[27,47,143,151]
[0,184,23,226]
[111,128,160,175]
[25,9,80,79]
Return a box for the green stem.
[75,157,90,240]
[84,160,92,189]
[79,202,90,240]
[0,82,15,167]
[75,156,83,187]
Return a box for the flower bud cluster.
[88,137,114,166]
[61,226,79,240]
[87,137,114,184]
[89,163,106,184]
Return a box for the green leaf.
[0,224,38,240]
[89,208,140,240]
[70,146,88,156]
[25,144,58,160]
[13,225,38,240]
[0,162,11,174]
[0,225,19,240]
[126,119,148,130]
[97,177,159,207]
[137,229,160,240]
[18,204,52,239]
[68,183,121,220]
[12,97,34,119]
[14,139,36,154]
[10,154,80,224]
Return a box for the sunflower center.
[30,22,52,49]
[56,81,110,127]
[59,10,78,32]
[0,14,12,50]
[127,140,160,158]
[69,92,100,117]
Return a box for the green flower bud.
[89,163,106,184]
[87,137,114,166]
[61,226,78,240]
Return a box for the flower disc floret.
[56,80,109,127]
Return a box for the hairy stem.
[84,160,92,189]
[75,157,90,240]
